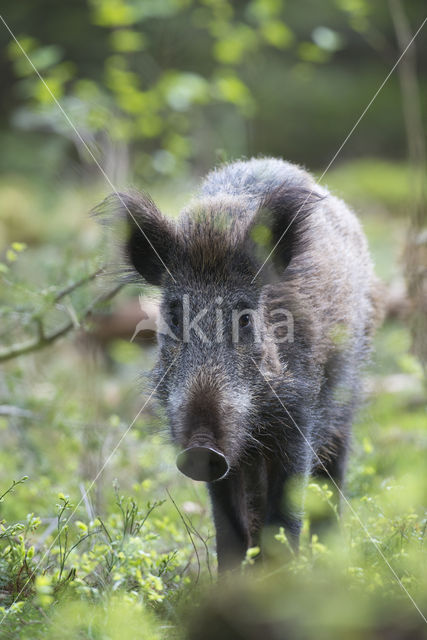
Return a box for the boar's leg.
[310,430,350,539]
[314,431,349,491]
[208,478,248,571]
[265,468,303,553]
[208,459,268,572]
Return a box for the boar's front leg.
[265,467,303,553]
[208,479,247,571]
[208,459,268,572]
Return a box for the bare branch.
[52,267,105,303]
[0,405,35,419]
[0,284,123,363]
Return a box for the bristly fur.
[98,157,383,571]
[92,190,177,286]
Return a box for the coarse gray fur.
[98,157,383,570]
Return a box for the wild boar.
[100,157,382,570]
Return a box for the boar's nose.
[176,446,230,482]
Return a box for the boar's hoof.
[176,446,230,482]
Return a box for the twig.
[52,267,105,303]
[182,514,213,582]
[0,283,123,363]
[166,489,201,585]
[0,477,28,503]
[0,406,35,419]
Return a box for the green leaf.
[214,72,255,115]
[261,21,293,49]
[213,25,258,65]
[251,223,273,247]
[11,242,27,252]
[6,250,17,262]
[91,0,136,27]
[247,0,283,22]
[298,42,330,63]
[163,72,210,111]
[110,29,146,52]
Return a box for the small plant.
[0,480,195,638]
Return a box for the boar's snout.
[176,445,230,482]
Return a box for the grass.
[0,160,426,638]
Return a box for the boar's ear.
[248,185,323,276]
[95,191,176,286]
[124,192,177,286]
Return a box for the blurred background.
[0,1,426,638]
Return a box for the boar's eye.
[239,313,251,329]
[168,301,181,331]
[170,310,180,329]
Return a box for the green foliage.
[0,364,426,638]
[7,0,296,179]
[0,0,427,636]
[0,481,195,638]
[6,0,406,181]
[2,0,426,180]
[0,171,426,637]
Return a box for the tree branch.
[0,406,35,419]
[52,267,105,303]
[0,283,123,363]
[388,0,427,376]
